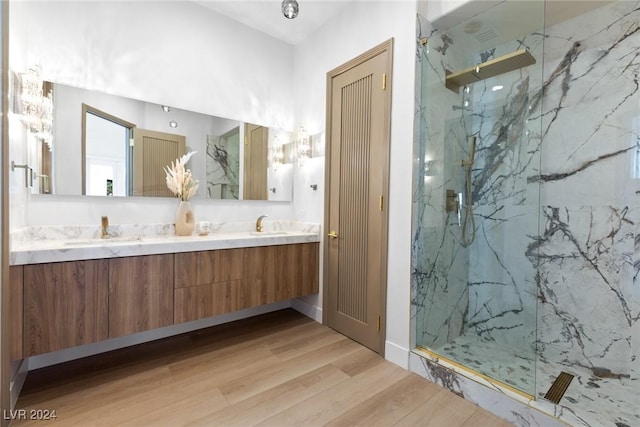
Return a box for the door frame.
[322,39,393,355]
[81,103,135,195]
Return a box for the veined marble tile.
[533,205,635,379]
[535,359,638,427]
[409,351,568,427]
[430,333,535,394]
[535,2,640,207]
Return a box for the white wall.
[12,0,422,370]
[11,1,298,227]
[293,0,418,368]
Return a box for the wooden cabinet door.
[24,260,109,356]
[276,243,320,299]
[244,246,278,306]
[10,266,24,360]
[109,254,174,338]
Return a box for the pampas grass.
[165,151,199,201]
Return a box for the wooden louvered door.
[133,128,186,197]
[325,40,392,354]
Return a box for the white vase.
[175,201,195,236]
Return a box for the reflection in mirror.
[206,126,240,199]
[83,104,134,197]
[40,82,294,201]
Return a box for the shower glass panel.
[412,1,544,396]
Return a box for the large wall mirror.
[33,82,295,201]
[11,0,299,203]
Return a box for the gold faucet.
[101,216,110,239]
[256,215,267,232]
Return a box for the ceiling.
[194,0,355,45]
[194,0,610,46]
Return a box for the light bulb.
[281,0,299,19]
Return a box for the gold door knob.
[327,231,338,239]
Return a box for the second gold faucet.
[101,216,110,239]
[256,215,267,232]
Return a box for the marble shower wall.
[532,0,639,392]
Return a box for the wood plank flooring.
[13,309,513,427]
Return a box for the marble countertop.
[11,221,321,265]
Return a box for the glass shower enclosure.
[412,1,639,425]
[411,1,544,396]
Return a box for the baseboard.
[10,359,28,409]
[385,340,409,369]
[290,298,322,322]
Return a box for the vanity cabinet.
[16,242,319,357]
[108,254,174,338]
[23,260,109,356]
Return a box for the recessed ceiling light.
[162,105,170,112]
[169,120,178,128]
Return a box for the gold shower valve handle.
[327,231,338,239]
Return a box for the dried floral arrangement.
[165,151,199,201]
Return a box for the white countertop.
[11,221,321,265]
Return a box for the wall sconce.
[19,65,54,150]
[297,126,310,166]
[11,161,35,188]
[270,136,284,171]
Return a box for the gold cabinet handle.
[327,231,338,239]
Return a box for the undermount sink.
[249,231,289,236]
[64,236,143,246]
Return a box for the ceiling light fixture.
[281,0,299,19]
[161,105,170,112]
[169,120,178,128]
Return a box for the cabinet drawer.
[174,280,249,323]
[175,248,244,288]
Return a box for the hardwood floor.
[13,309,513,427]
